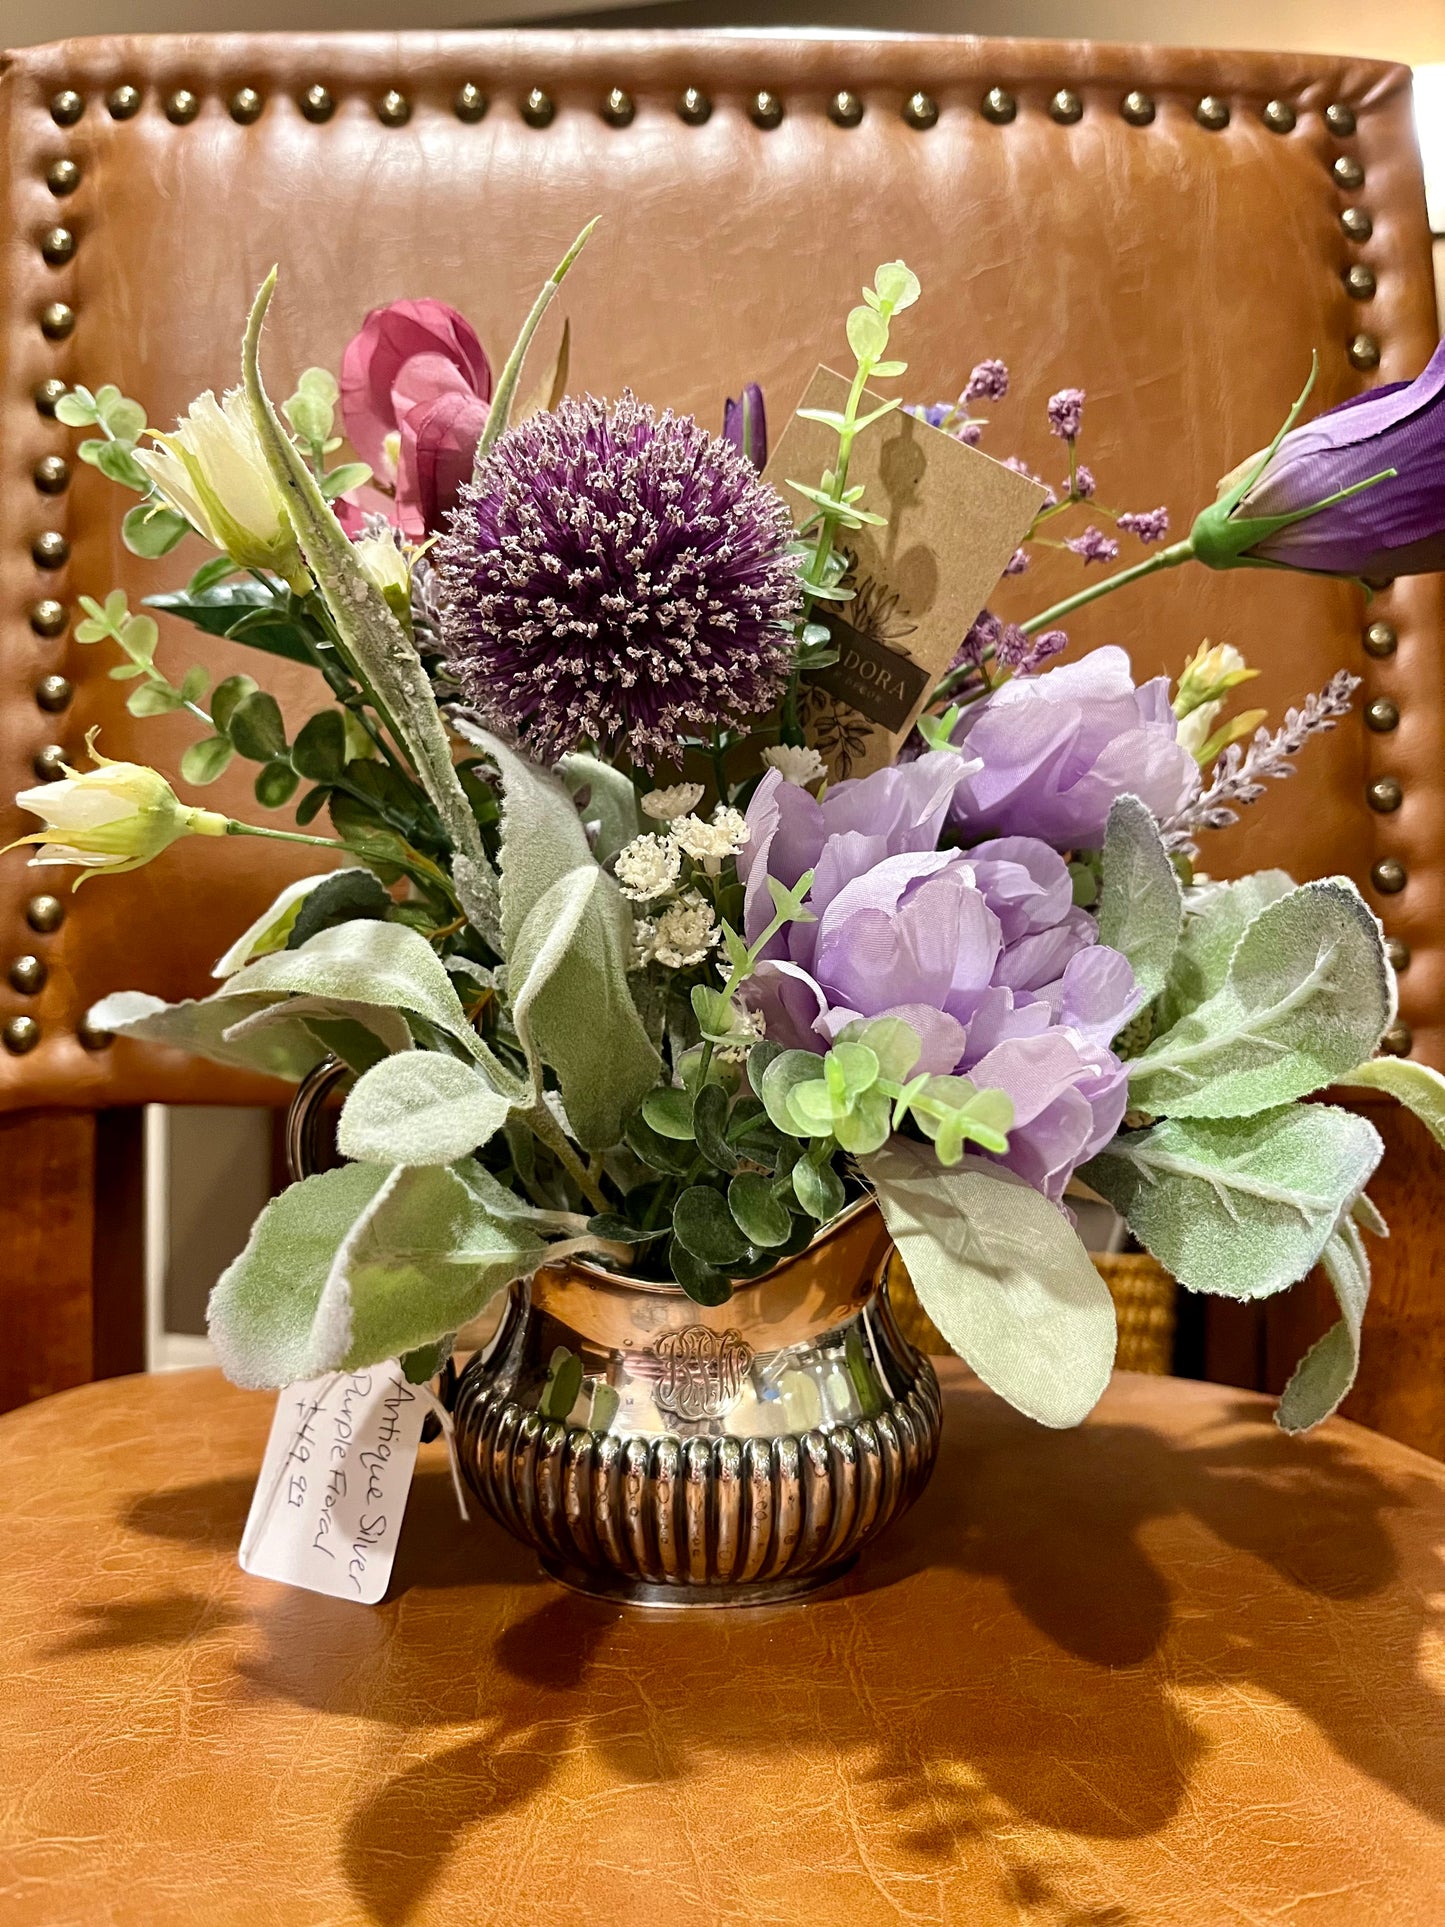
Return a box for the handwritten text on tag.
[239,1364,427,1604]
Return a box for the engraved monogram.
[650,1326,753,1421]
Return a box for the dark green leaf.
[540,1346,584,1421]
[400,1337,453,1385]
[185,556,241,596]
[728,1172,791,1247]
[725,1097,768,1141]
[300,1014,391,1075]
[693,1080,739,1173]
[586,1212,664,1247]
[179,735,234,786]
[672,1184,749,1267]
[211,673,259,736]
[122,502,188,557]
[291,709,348,782]
[229,690,288,762]
[295,785,332,827]
[286,869,391,950]
[254,760,299,809]
[623,1111,697,1177]
[669,1237,733,1307]
[641,1086,696,1140]
[793,1154,846,1221]
[146,582,315,666]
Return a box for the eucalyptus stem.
[1019,537,1196,635]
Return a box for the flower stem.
[225,821,339,849]
[1019,537,1196,635]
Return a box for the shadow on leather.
[40,1591,248,1656]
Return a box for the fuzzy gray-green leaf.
[1276,1215,1373,1434]
[338,1051,513,1166]
[1155,870,1295,1034]
[1096,793,1183,1004]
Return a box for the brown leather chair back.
[1,32,1440,1422]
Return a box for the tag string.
[417,1383,471,1523]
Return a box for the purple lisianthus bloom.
[722,383,767,471]
[1190,340,1445,577]
[948,645,1199,849]
[738,758,1138,1200]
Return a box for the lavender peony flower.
[1189,340,1445,578]
[948,645,1199,849]
[439,392,801,768]
[738,757,1137,1200]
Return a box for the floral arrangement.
[13,228,1445,1438]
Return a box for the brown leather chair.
[2,31,1442,1443]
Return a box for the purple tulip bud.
[723,383,768,471]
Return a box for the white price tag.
[239,1364,428,1604]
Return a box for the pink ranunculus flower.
[338,299,492,539]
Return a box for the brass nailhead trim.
[47,158,81,196]
[1364,619,1397,658]
[982,87,1017,124]
[828,90,864,127]
[455,83,487,122]
[35,674,73,714]
[1367,776,1402,813]
[78,1018,114,1051]
[1121,90,1155,126]
[677,87,711,125]
[230,87,264,124]
[165,89,201,125]
[1049,89,1083,124]
[1332,155,1365,190]
[32,744,68,781]
[33,454,69,494]
[108,84,142,119]
[602,87,635,126]
[1341,207,1373,241]
[3,1017,41,1056]
[8,956,46,997]
[301,85,335,123]
[1262,99,1296,133]
[41,225,75,266]
[903,91,938,130]
[30,599,67,637]
[1348,332,1381,371]
[521,88,554,128]
[1372,857,1407,894]
[1385,936,1410,973]
[376,90,411,127]
[41,302,75,340]
[50,90,84,127]
[34,378,67,417]
[1381,1020,1413,1057]
[1344,263,1377,299]
[25,895,64,935]
[1365,697,1399,732]
[31,531,70,569]
[1326,102,1357,136]
[1196,95,1230,129]
[749,90,784,130]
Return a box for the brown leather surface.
[0,32,1440,1109]
[3,1360,1445,1926]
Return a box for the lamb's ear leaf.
[1096,793,1183,1004]
[1155,870,1296,1034]
[85,987,323,1081]
[338,1051,513,1166]
[864,1140,1115,1428]
[1338,1056,1445,1152]
[1276,1216,1373,1434]
[559,751,639,863]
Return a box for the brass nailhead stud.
[1365,697,1399,732]
[33,454,70,494]
[1381,1020,1413,1056]
[34,377,67,417]
[454,83,487,122]
[108,84,142,119]
[1367,777,1403,813]
[377,90,411,127]
[1326,102,1357,136]
[26,895,64,934]
[1050,89,1083,124]
[1364,619,1397,657]
[828,90,864,127]
[1372,857,1407,894]
[1344,263,1377,299]
[229,87,263,124]
[602,87,635,127]
[41,302,75,340]
[1121,90,1156,126]
[41,225,75,266]
[33,744,68,781]
[50,90,84,127]
[3,1017,41,1056]
[165,89,200,125]
[1263,99,1296,133]
[32,531,70,569]
[749,90,784,130]
[78,1017,114,1051]
[1348,332,1381,371]
[1196,95,1230,129]
[521,88,553,128]
[1385,936,1410,973]
[30,599,67,637]
[47,158,81,196]
[301,84,335,123]
[982,87,1017,124]
[903,91,938,130]
[36,674,73,713]
[8,956,46,997]
[677,87,712,125]
[1332,155,1365,190]
[1341,206,1373,241]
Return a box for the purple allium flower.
[738,758,1138,1200]
[1190,341,1445,578]
[1065,526,1120,566]
[439,392,801,769]
[1118,506,1170,544]
[1047,387,1086,441]
[965,359,1010,403]
[1003,547,1031,576]
[1071,463,1097,500]
[722,383,768,470]
[948,645,1199,849]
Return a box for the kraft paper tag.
[764,366,1048,779]
[239,1364,428,1605]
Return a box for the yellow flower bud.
[1173,639,1260,720]
[351,527,413,628]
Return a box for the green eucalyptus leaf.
[92,439,151,491]
[793,1154,845,1221]
[727,1172,791,1247]
[668,1237,733,1307]
[179,664,210,706]
[846,304,889,363]
[211,674,259,737]
[1097,793,1183,1005]
[836,1016,920,1084]
[180,735,234,786]
[122,502,189,557]
[338,1052,513,1166]
[254,759,300,809]
[693,1079,739,1172]
[623,1111,697,1176]
[125,681,184,717]
[672,1184,749,1268]
[641,1086,696,1140]
[873,260,921,310]
[319,461,372,501]
[760,1049,827,1136]
[97,393,147,444]
[55,390,99,427]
